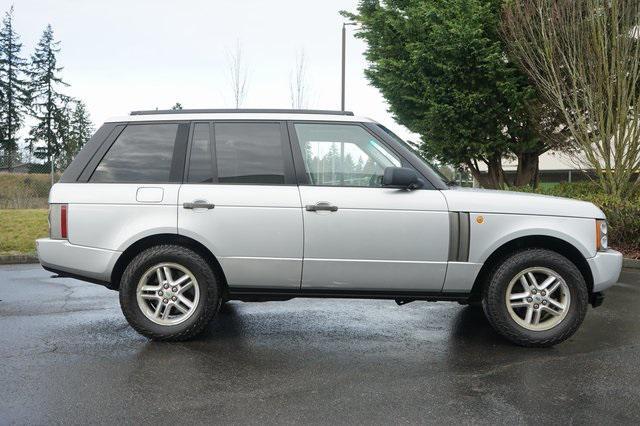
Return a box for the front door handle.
[183,200,215,210]
[305,202,338,212]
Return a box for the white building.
[475,150,595,186]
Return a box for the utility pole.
[341,22,356,111]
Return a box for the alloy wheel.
[136,262,200,326]
[505,267,571,331]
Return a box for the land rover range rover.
[37,109,622,346]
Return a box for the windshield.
[375,124,456,186]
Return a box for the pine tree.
[0,80,5,159]
[26,24,70,168]
[0,6,29,170]
[59,100,93,168]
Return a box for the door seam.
[297,185,305,290]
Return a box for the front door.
[178,121,303,289]
[291,122,449,291]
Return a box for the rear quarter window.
[90,123,180,183]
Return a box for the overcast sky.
[3,0,418,141]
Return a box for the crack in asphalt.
[40,338,59,354]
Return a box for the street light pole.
[341,22,356,111]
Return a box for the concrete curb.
[0,254,38,265]
[623,258,640,269]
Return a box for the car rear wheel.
[482,248,588,347]
[119,245,221,341]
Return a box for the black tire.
[119,245,221,341]
[482,248,588,347]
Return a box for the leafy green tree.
[171,102,183,110]
[342,0,567,188]
[26,24,70,167]
[0,6,29,170]
[58,100,93,169]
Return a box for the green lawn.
[0,209,48,255]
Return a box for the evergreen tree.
[0,78,4,160]
[342,0,568,188]
[59,100,93,168]
[0,6,29,170]
[26,24,70,168]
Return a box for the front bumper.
[36,238,120,285]
[587,249,623,293]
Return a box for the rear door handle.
[305,202,338,212]
[183,200,215,210]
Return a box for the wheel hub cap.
[136,263,200,326]
[505,267,571,331]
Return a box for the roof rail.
[130,108,355,116]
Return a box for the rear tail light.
[49,204,68,240]
[60,204,68,239]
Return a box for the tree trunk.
[466,155,507,189]
[513,152,539,187]
[467,165,492,188]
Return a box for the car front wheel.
[482,248,589,347]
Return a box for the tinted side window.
[187,123,214,183]
[214,122,286,184]
[90,123,179,183]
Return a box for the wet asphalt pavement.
[0,265,639,425]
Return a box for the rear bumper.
[587,249,623,293]
[36,238,120,285]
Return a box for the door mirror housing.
[382,167,424,190]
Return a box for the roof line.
[130,108,355,116]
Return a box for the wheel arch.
[468,235,594,303]
[109,233,228,293]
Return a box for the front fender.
[469,213,597,264]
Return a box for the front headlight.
[596,219,608,251]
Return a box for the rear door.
[290,122,449,291]
[66,122,188,252]
[178,121,303,289]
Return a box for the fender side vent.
[448,212,470,262]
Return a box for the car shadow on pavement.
[449,305,505,344]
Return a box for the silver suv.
[37,109,622,346]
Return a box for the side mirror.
[382,167,424,190]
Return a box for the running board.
[227,287,470,303]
